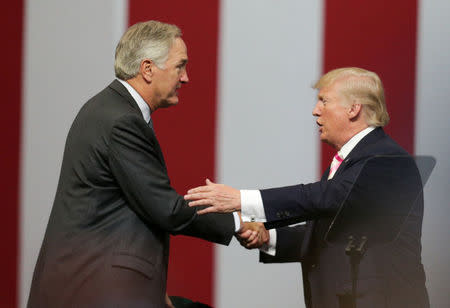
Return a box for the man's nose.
[180,70,189,83]
[312,102,321,116]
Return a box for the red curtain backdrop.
[321,0,418,173]
[1,0,24,307]
[128,0,221,305]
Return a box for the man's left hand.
[184,179,241,214]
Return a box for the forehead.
[167,37,188,61]
[318,81,342,98]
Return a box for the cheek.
[321,110,333,126]
[169,74,179,87]
[324,107,344,127]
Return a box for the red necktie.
[328,153,343,179]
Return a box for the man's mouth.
[316,121,323,133]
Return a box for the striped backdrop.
[2,0,449,307]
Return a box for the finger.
[187,186,212,194]
[246,231,258,243]
[184,192,211,201]
[246,238,261,249]
[205,178,216,185]
[188,199,216,208]
[196,207,217,215]
[248,232,266,248]
[238,230,253,239]
[261,231,270,243]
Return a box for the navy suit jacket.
[27,80,235,308]
[260,128,429,308]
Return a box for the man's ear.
[140,59,154,83]
[348,102,362,120]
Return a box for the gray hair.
[114,20,182,80]
[314,67,390,127]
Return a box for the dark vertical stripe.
[1,0,24,307]
[128,1,219,305]
[321,0,418,173]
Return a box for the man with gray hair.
[27,20,243,308]
[186,67,429,307]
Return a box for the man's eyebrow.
[178,59,188,65]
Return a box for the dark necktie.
[148,118,154,131]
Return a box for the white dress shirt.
[241,126,376,255]
[118,79,151,123]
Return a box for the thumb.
[205,178,215,185]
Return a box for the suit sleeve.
[260,224,306,263]
[261,171,358,229]
[108,114,234,245]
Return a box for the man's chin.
[320,135,330,145]
[160,98,179,108]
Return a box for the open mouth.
[316,121,323,133]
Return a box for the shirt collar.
[117,79,151,123]
[338,126,376,159]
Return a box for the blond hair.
[314,67,389,127]
[114,20,182,80]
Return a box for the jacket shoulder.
[351,128,410,162]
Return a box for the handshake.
[235,220,270,249]
[185,178,270,250]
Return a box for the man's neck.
[335,123,369,151]
[126,78,156,113]
[338,126,376,159]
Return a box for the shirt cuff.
[232,212,241,233]
[260,229,277,256]
[240,190,266,222]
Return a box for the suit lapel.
[150,134,168,171]
[333,127,386,179]
[322,167,331,181]
[108,80,168,169]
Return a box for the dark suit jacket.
[27,80,235,308]
[260,128,429,308]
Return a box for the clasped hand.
[185,179,269,249]
[236,222,270,249]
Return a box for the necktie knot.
[328,153,343,179]
[334,153,343,163]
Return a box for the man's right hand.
[236,222,269,249]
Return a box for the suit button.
[311,264,316,268]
